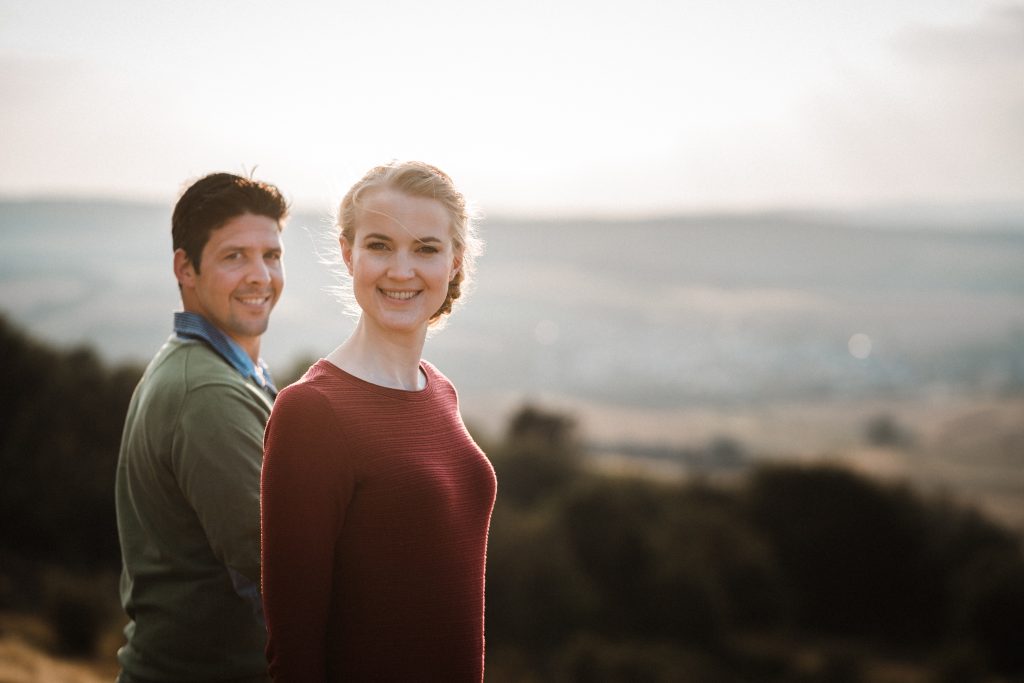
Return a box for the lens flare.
[848,333,872,359]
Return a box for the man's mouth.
[237,295,271,305]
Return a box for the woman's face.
[342,188,461,338]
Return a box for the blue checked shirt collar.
[173,311,277,396]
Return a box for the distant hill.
[1,199,1023,419]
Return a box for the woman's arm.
[261,384,353,681]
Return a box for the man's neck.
[231,335,260,365]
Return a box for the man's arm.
[173,382,267,604]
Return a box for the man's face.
[176,213,284,357]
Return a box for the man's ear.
[341,238,354,276]
[173,249,196,288]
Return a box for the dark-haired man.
[115,173,288,682]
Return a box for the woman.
[260,161,496,681]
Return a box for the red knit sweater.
[261,359,497,682]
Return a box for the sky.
[1,0,1022,216]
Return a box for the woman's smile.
[380,288,420,301]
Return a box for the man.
[115,172,288,682]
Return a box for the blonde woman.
[261,161,495,681]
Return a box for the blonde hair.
[338,161,481,326]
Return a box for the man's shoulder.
[139,338,272,423]
[149,337,237,384]
[145,337,266,403]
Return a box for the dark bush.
[560,478,690,639]
[0,314,141,569]
[744,463,942,642]
[864,413,913,448]
[951,548,1024,676]
[50,594,103,656]
[489,404,582,507]
[41,569,118,657]
[553,634,730,683]
[485,502,598,655]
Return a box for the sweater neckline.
[314,358,438,401]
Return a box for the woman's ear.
[340,238,354,276]
[451,252,463,281]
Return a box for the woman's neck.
[325,320,427,391]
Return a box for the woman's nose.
[387,252,414,279]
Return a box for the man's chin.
[230,319,271,340]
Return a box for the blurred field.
[0,613,119,683]
[494,392,1024,535]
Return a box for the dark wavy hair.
[172,172,289,272]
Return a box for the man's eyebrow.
[214,243,282,253]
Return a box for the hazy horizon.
[3,199,1022,432]
[3,192,1024,229]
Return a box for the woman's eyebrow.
[363,233,444,245]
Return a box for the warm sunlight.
[3,2,1024,681]
[2,0,1020,214]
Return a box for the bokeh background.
[2,1,1023,681]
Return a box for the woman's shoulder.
[420,360,461,407]
[421,359,455,386]
[275,361,343,408]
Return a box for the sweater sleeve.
[261,383,354,682]
[174,382,266,587]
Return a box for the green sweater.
[115,336,273,682]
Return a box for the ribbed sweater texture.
[261,359,496,681]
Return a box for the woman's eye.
[367,242,388,251]
[418,245,439,254]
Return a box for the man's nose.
[246,257,272,283]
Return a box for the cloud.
[804,3,1024,205]
[0,55,84,108]
[896,4,1024,66]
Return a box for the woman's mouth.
[380,289,418,301]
